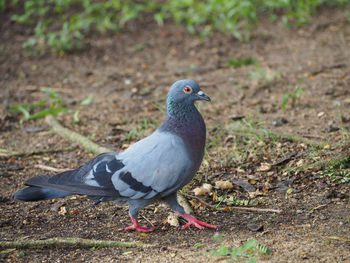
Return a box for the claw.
[179,213,217,230]
[125,215,154,233]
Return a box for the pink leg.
[124,214,154,233]
[178,213,217,230]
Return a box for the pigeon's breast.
[178,116,206,165]
[163,114,206,166]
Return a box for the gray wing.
[25,152,123,197]
[112,130,194,200]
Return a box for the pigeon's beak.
[196,90,211,101]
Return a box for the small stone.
[232,180,256,192]
[272,117,288,127]
[329,125,339,132]
[276,180,293,194]
[247,223,263,232]
[24,127,44,133]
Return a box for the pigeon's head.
[167,79,210,105]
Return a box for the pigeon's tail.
[14,186,72,201]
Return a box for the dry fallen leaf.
[167,213,180,227]
[193,187,206,196]
[70,209,80,216]
[257,162,272,172]
[236,167,245,173]
[202,183,213,192]
[296,159,304,167]
[248,179,257,185]
[248,189,264,198]
[212,192,217,201]
[257,141,265,147]
[192,183,213,196]
[286,188,294,195]
[58,206,67,216]
[215,180,233,190]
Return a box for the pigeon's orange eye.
[183,86,192,94]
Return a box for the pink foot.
[179,213,217,230]
[125,215,154,233]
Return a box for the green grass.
[282,84,305,111]
[211,235,271,262]
[319,156,350,184]
[123,117,160,142]
[8,88,67,122]
[2,0,350,52]
[228,57,258,68]
[8,88,93,123]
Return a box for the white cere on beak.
[197,91,204,96]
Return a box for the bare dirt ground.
[1,7,350,263]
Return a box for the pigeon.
[14,79,217,232]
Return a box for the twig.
[0,237,149,249]
[307,203,329,215]
[140,214,155,228]
[299,134,326,140]
[0,148,17,156]
[0,147,76,159]
[328,236,350,242]
[183,193,282,214]
[313,203,328,211]
[45,115,110,155]
[310,63,347,76]
[34,164,66,173]
[271,151,298,166]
